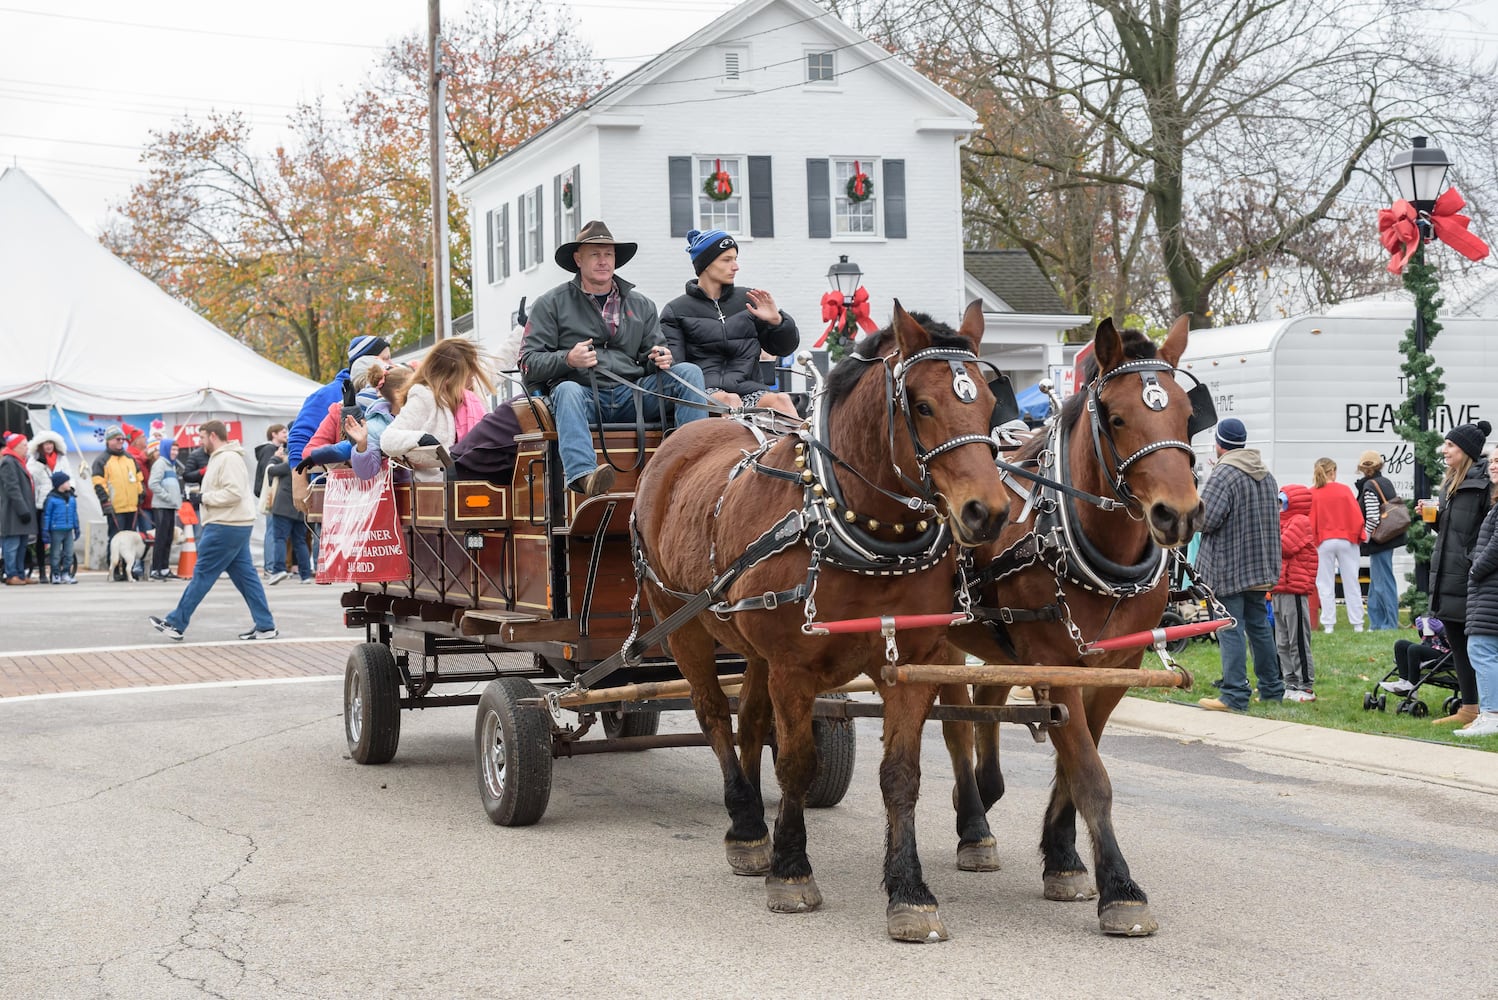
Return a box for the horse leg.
[971,683,1010,810]
[670,616,770,875]
[881,680,949,942]
[939,684,1000,872]
[1039,766,1094,902]
[1047,685,1157,936]
[731,654,774,872]
[764,666,822,913]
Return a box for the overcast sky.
[3,0,1496,235]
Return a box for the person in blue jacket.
[42,470,80,584]
[286,335,391,465]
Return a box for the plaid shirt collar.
[589,281,622,342]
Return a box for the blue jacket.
[43,491,79,533]
[287,368,350,465]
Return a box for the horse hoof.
[1099,900,1158,936]
[766,876,823,913]
[887,902,950,943]
[956,838,1002,872]
[1043,871,1097,901]
[725,837,771,876]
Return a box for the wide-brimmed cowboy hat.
[555,219,638,273]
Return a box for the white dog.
[108,530,149,582]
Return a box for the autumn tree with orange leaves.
[106,0,604,380]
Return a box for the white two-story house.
[457,0,984,362]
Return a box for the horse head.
[881,300,1009,546]
[1088,315,1202,547]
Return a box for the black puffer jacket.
[1429,462,1492,623]
[660,281,799,396]
[1466,503,1498,636]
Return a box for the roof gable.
[964,250,1069,315]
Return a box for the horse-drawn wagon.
[310,306,1226,941]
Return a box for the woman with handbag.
[1356,450,1408,630]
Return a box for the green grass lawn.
[1133,605,1498,751]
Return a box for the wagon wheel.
[475,677,554,827]
[601,708,662,741]
[345,642,401,765]
[805,694,857,809]
[1159,610,1190,655]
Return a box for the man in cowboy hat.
[520,219,707,498]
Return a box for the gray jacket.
[148,456,184,510]
[1196,448,1282,596]
[519,275,665,394]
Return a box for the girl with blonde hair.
[1309,457,1366,634]
[381,339,495,473]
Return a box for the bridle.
[1086,358,1201,511]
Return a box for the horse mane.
[824,312,974,410]
[1014,328,1160,463]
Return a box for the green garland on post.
[1394,244,1446,615]
[825,307,858,363]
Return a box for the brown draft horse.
[633,303,1010,942]
[945,315,1202,936]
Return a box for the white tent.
[0,167,319,419]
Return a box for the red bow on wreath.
[814,286,879,347]
[1378,187,1490,275]
[710,158,732,197]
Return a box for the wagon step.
[460,609,540,637]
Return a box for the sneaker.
[51,577,64,585]
[300,576,315,585]
[568,464,616,499]
[1322,626,1334,634]
[237,627,280,640]
[1284,689,1317,702]
[150,616,184,641]
[1453,712,1498,737]
[266,571,289,585]
[1379,679,1415,695]
[65,575,78,584]
[1197,697,1243,713]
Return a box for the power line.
[0,5,387,49]
[0,76,302,112]
[0,132,149,151]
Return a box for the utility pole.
[428,0,450,341]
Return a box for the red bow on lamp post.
[815,286,878,349]
[1379,187,1490,275]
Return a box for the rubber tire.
[601,708,661,741]
[1159,610,1190,655]
[805,694,857,809]
[1444,695,1463,715]
[1363,692,1376,711]
[475,677,554,827]
[1411,700,1430,718]
[345,642,401,765]
[1377,694,1387,712]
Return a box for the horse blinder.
[1185,380,1217,440]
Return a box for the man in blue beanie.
[286,335,391,466]
[1195,417,1285,712]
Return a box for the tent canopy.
[0,167,318,416]
[1015,381,1051,420]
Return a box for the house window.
[522,189,541,269]
[833,157,878,236]
[720,46,748,86]
[806,51,835,84]
[486,205,509,285]
[558,166,578,244]
[698,156,743,234]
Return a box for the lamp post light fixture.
[827,254,862,305]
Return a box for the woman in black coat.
[1457,451,1498,736]
[661,229,800,418]
[1420,420,1493,726]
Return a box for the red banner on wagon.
[316,467,409,583]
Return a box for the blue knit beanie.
[1215,417,1248,450]
[348,335,390,364]
[685,229,737,275]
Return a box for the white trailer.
[1179,302,1494,501]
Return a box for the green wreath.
[846,171,874,203]
[561,178,574,210]
[703,171,733,201]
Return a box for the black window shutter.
[534,185,544,260]
[571,164,581,225]
[884,159,906,239]
[485,210,495,284]
[516,196,526,270]
[553,174,562,246]
[501,204,510,278]
[748,156,773,238]
[806,158,830,239]
[668,156,693,237]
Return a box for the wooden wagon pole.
[554,673,879,710]
[883,663,1191,690]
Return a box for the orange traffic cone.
[176,522,197,578]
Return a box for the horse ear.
[1159,314,1190,368]
[891,299,932,356]
[1093,317,1124,374]
[956,299,985,355]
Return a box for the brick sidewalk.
[0,639,356,698]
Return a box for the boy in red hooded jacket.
[1274,484,1318,701]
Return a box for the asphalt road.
[4,672,1496,999]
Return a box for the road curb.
[1111,696,1498,796]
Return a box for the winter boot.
[1433,704,1479,727]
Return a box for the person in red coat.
[1274,484,1318,701]
[1310,457,1366,633]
